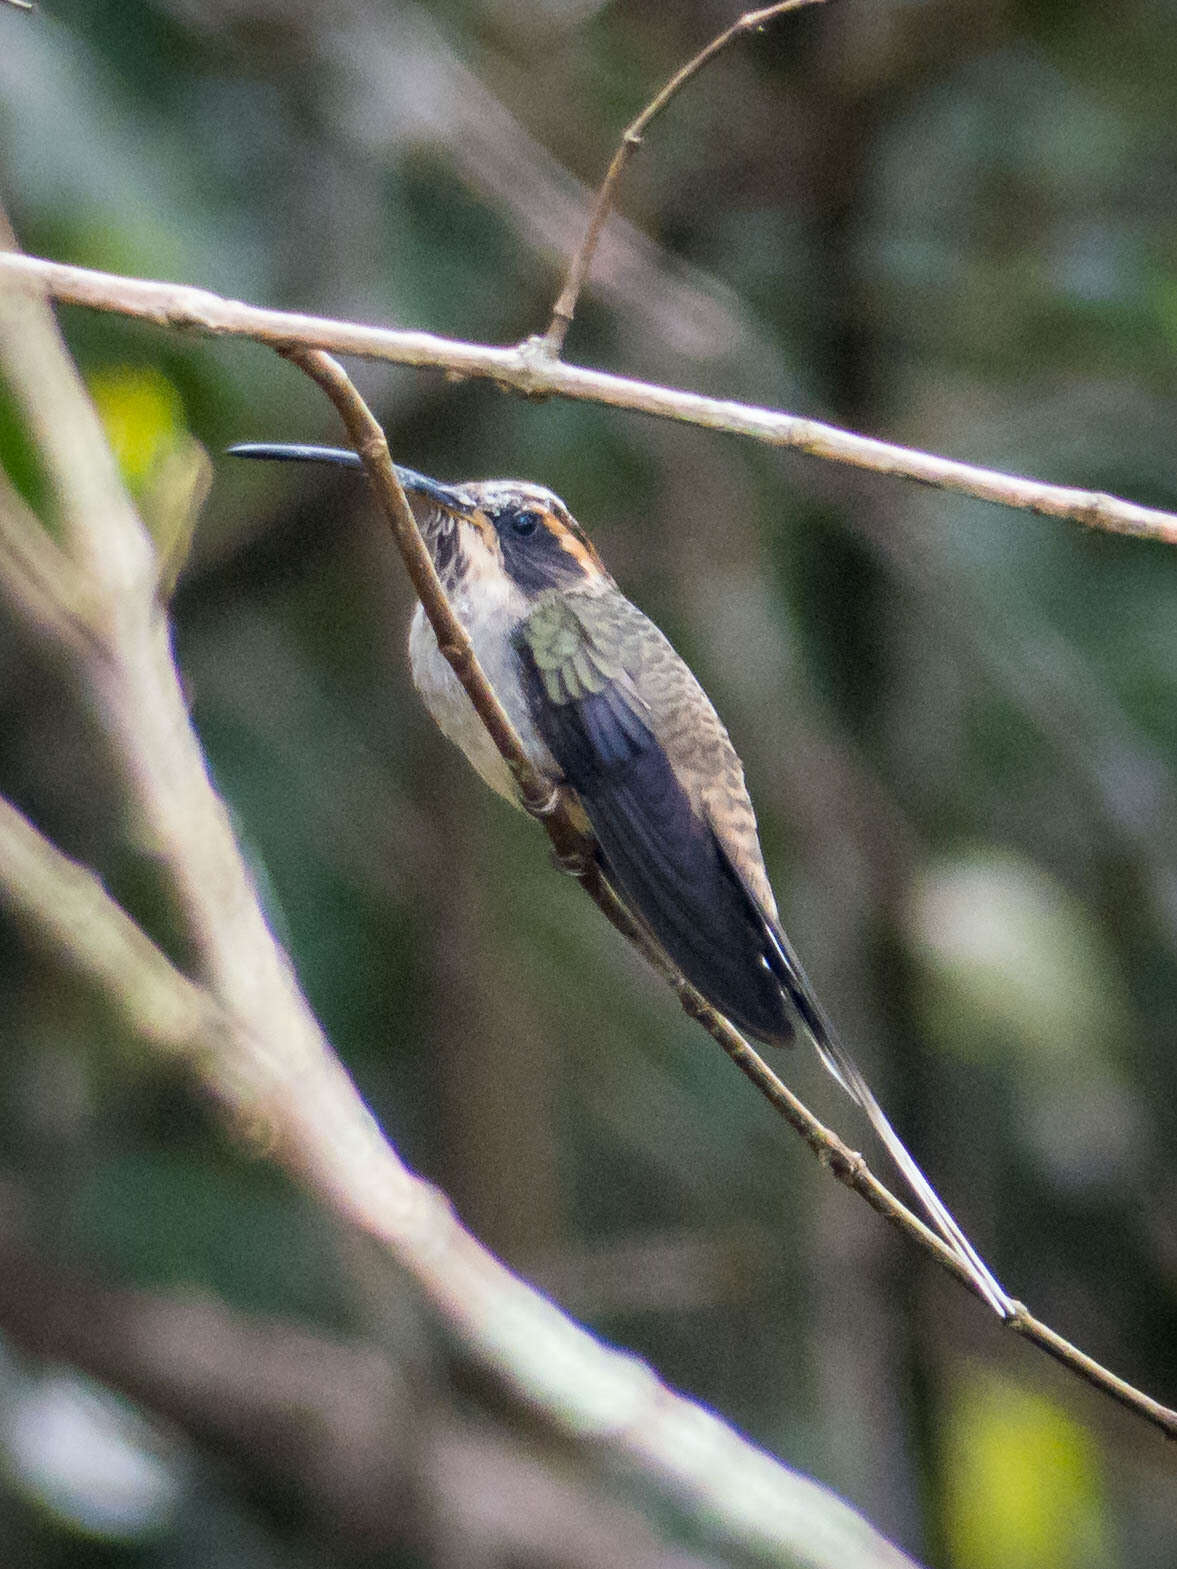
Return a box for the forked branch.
[540,0,825,354]
[1,0,1174,1449]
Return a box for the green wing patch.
[521,594,628,706]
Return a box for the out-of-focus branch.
[540,0,824,355]
[2,252,1176,547]
[0,1240,724,1569]
[0,792,918,1569]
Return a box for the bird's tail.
[762,923,1013,1318]
[813,1025,1012,1317]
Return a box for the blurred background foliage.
[1,0,1177,1565]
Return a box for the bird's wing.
[517,593,795,1045]
[520,591,1011,1317]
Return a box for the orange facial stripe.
[543,513,605,573]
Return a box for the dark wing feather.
[518,592,1012,1317]
[517,596,794,1045]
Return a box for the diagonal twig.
[280,345,1177,1439]
[539,0,826,356]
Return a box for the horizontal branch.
[3,251,1176,546]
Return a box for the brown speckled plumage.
[553,588,780,921]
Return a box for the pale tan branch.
[542,0,825,354]
[1,251,1175,546]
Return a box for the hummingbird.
[229,442,1011,1317]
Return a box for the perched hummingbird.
[229,443,1011,1316]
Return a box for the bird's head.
[228,444,611,599]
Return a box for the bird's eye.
[506,508,540,537]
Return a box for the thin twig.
[281,346,1177,1438]
[288,351,958,1245]
[3,252,1175,547]
[280,351,558,815]
[541,0,824,355]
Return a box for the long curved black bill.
[228,442,365,470]
[227,444,473,513]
